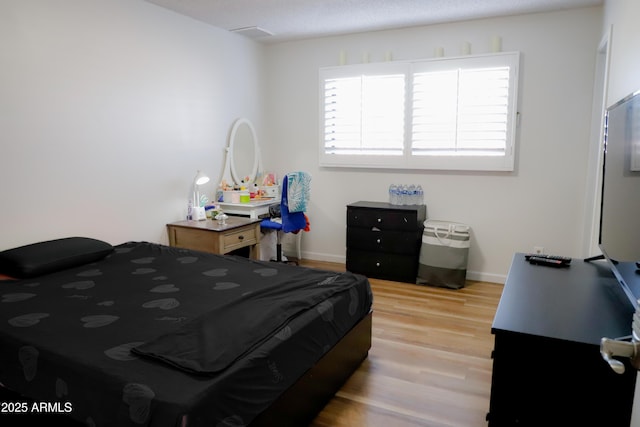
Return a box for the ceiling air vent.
[230,26,274,39]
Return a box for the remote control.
[527,256,570,268]
[525,254,572,264]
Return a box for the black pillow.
[0,237,114,279]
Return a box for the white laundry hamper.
[417,220,470,289]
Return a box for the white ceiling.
[145,0,602,44]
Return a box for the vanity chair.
[260,172,311,264]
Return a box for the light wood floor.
[299,260,504,427]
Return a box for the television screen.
[599,89,640,308]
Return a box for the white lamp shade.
[194,170,210,186]
[191,170,210,215]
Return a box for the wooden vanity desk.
[167,217,262,259]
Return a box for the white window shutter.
[324,73,405,155]
[319,52,519,171]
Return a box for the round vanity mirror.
[230,118,259,185]
[220,118,261,188]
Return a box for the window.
[319,52,520,171]
[322,63,406,161]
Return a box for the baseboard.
[466,270,506,284]
[300,252,506,284]
[300,251,346,264]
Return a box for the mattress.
[0,241,373,426]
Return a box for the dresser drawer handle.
[238,235,244,241]
[376,238,381,244]
[377,218,382,223]
[375,262,380,267]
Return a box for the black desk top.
[347,201,426,212]
[492,253,635,345]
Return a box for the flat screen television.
[597,89,640,309]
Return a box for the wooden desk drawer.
[222,226,258,252]
[167,218,261,259]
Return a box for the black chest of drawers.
[346,201,426,283]
[487,253,636,426]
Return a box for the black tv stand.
[487,253,636,426]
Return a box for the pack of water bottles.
[388,184,424,205]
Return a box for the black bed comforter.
[0,241,372,427]
[132,255,366,375]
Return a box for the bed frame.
[0,311,372,427]
[0,238,373,426]
[250,311,372,426]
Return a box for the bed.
[0,238,373,426]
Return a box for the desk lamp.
[191,170,210,220]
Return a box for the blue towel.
[281,176,307,233]
[286,172,311,213]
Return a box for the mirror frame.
[220,118,261,188]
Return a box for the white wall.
[263,7,603,282]
[0,0,264,249]
[0,2,606,284]
[603,0,640,105]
